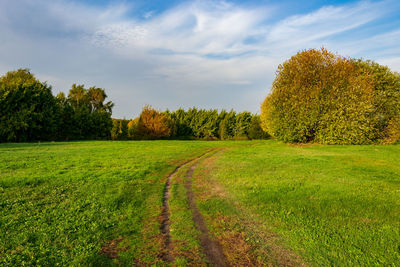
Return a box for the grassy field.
[195,141,400,265]
[1,140,399,265]
[0,141,226,265]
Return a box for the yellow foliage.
[383,116,400,144]
[261,48,378,144]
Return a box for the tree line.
[111,105,268,140]
[4,49,399,145]
[261,48,400,144]
[0,69,268,142]
[0,69,114,142]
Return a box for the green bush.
[0,69,59,142]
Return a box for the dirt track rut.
[160,149,228,266]
[185,156,228,267]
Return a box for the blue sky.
[0,0,399,118]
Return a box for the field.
[1,141,399,265]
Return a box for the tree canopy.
[0,69,58,142]
[0,69,114,142]
[261,48,400,144]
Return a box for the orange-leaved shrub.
[135,105,172,139]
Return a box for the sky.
[0,0,399,118]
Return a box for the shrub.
[135,105,171,139]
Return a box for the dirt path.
[159,150,215,262]
[185,156,228,267]
[160,146,300,266]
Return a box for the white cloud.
[267,1,385,48]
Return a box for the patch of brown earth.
[211,216,264,266]
[100,237,129,259]
[169,240,205,266]
[288,143,320,147]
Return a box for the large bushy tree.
[58,84,114,140]
[0,69,59,142]
[261,48,400,144]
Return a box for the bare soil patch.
[100,237,129,259]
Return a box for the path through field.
[160,148,301,266]
[160,149,228,266]
[184,152,228,267]
[159,150,217,262]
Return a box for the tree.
[261,48,380,144]
[234,112,252,138]
[248,115,269,139]
[352,59,400,141]
[383,116,400,144]
[219,110,236,140]
[0,69,59,142]
[61,84,113,140]
[111,119,129,140]
[135,105,171,139]
[170,108,193,138]
[127,118,139,139]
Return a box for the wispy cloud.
[0,0,398,117]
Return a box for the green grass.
[206,141,400,265]
[0,141,224,265]
[1,140,399,265]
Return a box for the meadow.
[1,140,399,265]
[0,141,225,265]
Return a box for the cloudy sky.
[1,0,399,118]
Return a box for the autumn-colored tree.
[352,59,400,142]
[383,116,400,144]
[135,105,171,139]
[261,48,382,144]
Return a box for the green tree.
[62,84,113,140]
[111,119,129,140]
[0,69,59,142]
[234,111,252,138]
[248,115,269,139]
[219,110,236,140]
[127,118,139,139]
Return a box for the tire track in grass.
[185,151,228,267]
[160,150,215,263]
